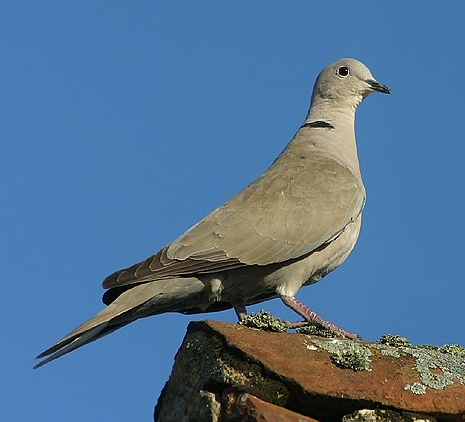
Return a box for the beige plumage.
[35,58,390,368]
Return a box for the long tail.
[35,277,205,368]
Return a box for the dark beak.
[365,79,392,94]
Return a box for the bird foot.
[280,295,361,340]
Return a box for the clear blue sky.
[2,2,465,421]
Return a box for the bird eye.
[336,66,349,77]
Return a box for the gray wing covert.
[103,153,365,289]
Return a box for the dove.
[35,58,390,368]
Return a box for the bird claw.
[284,320,360,340]
[280,295,361,340]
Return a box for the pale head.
[310,58,391,108]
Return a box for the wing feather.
[103,151,365,289]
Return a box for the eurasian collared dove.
[35,58,390,368]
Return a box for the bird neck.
[298,103,362,181]
[304,96,359,127]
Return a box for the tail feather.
[35,277,205,368]
[34,323,111,368]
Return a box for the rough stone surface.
[154,320,465,422]
[222,391,319,421]
[342,409,437,422]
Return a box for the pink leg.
[280,295,359,340]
